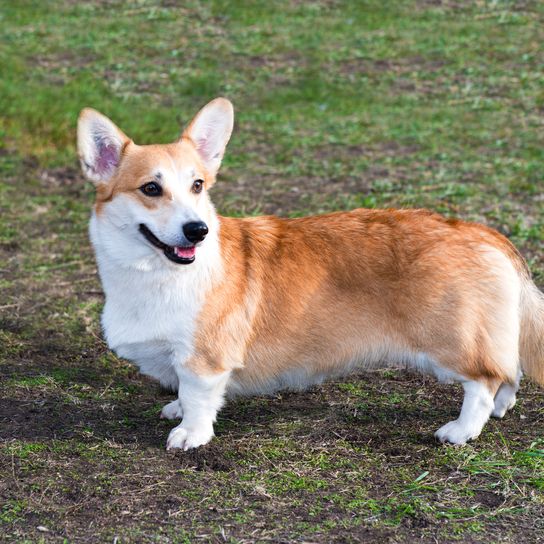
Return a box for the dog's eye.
[140,182,162,197]
[192,179,204,194]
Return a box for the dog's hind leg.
[435,379,499,445]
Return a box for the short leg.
[435,380,496,445]
[492,370,521,419]
[160,399,183,420]
[166,366,230,451]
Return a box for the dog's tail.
[519,279,544,385]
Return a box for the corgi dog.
[77,98,544,451]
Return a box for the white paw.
[491,396,516,419]
[160,400,183,420]
[166,423,214,451]
[435,420,480,445]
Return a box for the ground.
[0,1,543,542]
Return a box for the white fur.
[91,185,229,449]
[166,367,231,450]
[492,369,521,418]
[90,189,222,392]
[160,399,183,420]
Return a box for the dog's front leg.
[166,365,230,451]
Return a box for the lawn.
[0,0,543,542]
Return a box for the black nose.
[183,221,208,244]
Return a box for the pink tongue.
[174,246,195,259]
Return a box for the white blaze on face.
[143,164,209,248]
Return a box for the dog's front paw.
[160,400,183,420]
[491,391,516,419]
[166,423,214,451]
[434,420,478,445]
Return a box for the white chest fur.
[90,214,221,390]
[101,269,202,389]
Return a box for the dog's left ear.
[182,97,234,176]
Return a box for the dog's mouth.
[139,224,196,265]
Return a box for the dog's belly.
[227,350,463,397]
[227,366,330,397]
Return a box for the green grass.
[1,0,543,542]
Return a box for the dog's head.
[77,98,233,269]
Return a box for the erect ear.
[77,108,130,184]
[181,98,234,176]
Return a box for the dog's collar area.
[139,224,196,265]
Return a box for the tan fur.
[185,210,537,401]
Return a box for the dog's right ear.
[77,108,130,184]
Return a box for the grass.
[1,0,543,542]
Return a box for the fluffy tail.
[520,280,544,385]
